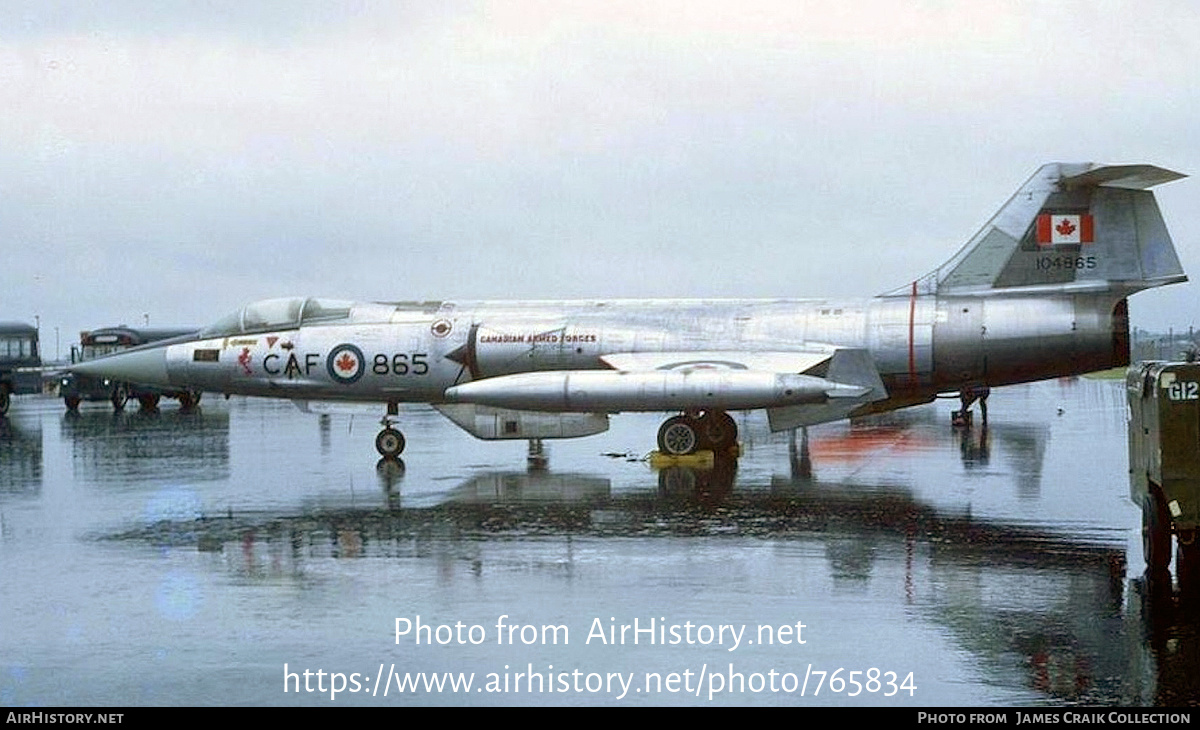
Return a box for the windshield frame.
[199,297,356,338]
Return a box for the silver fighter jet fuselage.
[71,163,1188,459]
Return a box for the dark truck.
[0,321,41,415]
[60,326,201,411]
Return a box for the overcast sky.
[3,1,1199,357]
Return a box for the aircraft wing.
[599,350,835,374]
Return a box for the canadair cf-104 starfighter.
[71,163,1187,459]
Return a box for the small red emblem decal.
[1055,218,1076,237]
[336,353,357,372]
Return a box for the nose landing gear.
[375,402,406,458]
[376,425,406,458]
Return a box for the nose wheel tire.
[110,385,129,411]
[376,427,406,458]
[658,416,700,455]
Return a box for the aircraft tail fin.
[882,163,1187,297]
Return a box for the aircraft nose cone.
[70,347,171,387]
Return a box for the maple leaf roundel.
[326,344,366,384]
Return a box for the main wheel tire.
[0,388,10,416]
[1143,490,1171,577]
[65,395,82,411]
[699,411,738,451]
[658,416,699,455]
[111,385,129,411]
[375,427,406,457]
[178,391,200,409]
[138,394,161,410]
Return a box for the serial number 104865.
[1036,255,1096,271]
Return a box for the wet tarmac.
[1,378,1198,706]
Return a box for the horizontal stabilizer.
[1060,164,1186,190]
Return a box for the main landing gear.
[375,402,406,458]
[110,384,129,412]
[656,409,739,456]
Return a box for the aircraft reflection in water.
[789,406,1051,502]
[0,413,41,498]
[60,407,230,485]
[107,445,1139,703]
[64,367,1200,705]
[70,163,1187,462]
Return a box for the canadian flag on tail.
[1036,213,1094,246]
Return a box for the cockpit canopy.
[200,297,354,337]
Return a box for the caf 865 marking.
[69,162,1188,461]
[257,348,431,381]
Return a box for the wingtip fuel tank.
[442,369,879,413]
